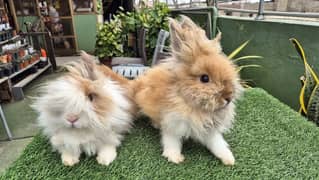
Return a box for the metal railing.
[215,0,319,20]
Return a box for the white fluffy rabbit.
[32,53,133,166]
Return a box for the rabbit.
[132,16,243,165]
[32,53,134,166]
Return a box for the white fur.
[32,76,132,166]
[160,83,242,165]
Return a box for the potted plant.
[95,16,123,66]
[117,9,138,55]
[135,2,170,62]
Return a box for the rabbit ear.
[80,51,97,80]
[169,17,183,53]
[211,32,222,52]
[169,17,196,63]
[180,15,198,29]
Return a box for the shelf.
[0,35,21,45]
[13,63,50,88]
[0,29,13,35]
[46,16,72,19]
[74,12,97,15]
[3,43,29,54]
[12,63,51,101]
[9,59,40,78]
[0,59,41,85]
[0,76,8,84]
[52,35,75,38]
[54,48,76,56]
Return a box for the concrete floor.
[56,56,81,66]
[0,56,78,174]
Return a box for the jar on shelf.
[19,61,24,69]
[0,55,7,63]
[6,53,12,63]
[19,49,25,57]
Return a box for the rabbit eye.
[88,93,95,101]
[200,74,209,83]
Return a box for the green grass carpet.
[1,88,319,179]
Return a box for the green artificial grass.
[1,88,319,179]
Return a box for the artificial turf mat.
[1,88,319,179]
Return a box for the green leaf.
[228,40,250,59]
[236,64,261,73]
[306,83,319,125]
[233,55,263,63]
[290,38,319,113]
[290,38,319,84]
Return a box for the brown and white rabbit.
[132,16,243,165]
[32,53,133,166]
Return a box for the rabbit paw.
[162,150,185,164]
[220,151,235,166]
[62,154,79,166]
[97,147,117,166]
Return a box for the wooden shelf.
[46,16,72,19]
[52,35,75,38]
[16,14,38,17]
[54,48,76,56]
[74,12,96,15]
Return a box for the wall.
[73,14,97,53]
[17,16,38,32]
[218,16,319,110]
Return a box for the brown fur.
[65,73,114,120]
[132,16,241,128]
[71,51,137,117]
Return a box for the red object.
[19,49,25,57]
[7,54,12,62]
[41,48,47,57]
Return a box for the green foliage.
[227,39,262,87]
[96,0,102,14]
[95,2,170,63]
[137,2,170,62]
[290,38,319,125]
[95,17,123,59]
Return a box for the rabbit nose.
[225,98,232,105]
[66,114,79,123]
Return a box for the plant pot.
[19,49,26,57]
[19,62,24,69]
[99,57,112,67]
[31,56,36,63]
[7,54,12,63]
[127,33,136,48]
[23,61,28,68]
